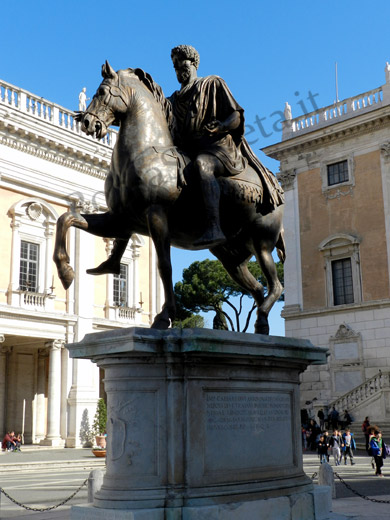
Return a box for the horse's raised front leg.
[54,210,122,290]
[53,211,89,290]
[147,205,175,329]
[87,238,129,275]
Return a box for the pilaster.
[0,338,9,437]
[40,340,65,446]
[34,347,48,442]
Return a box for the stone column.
[131,240,140,309]
[60,346,71,440]
[0,337,8,437]
[35,348,48,443]
[40,340,65,446]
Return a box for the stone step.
[0,457,105,474]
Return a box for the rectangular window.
[327,160,349,186]
[332,258,354,305]
[19,241,39,292]
[113,263,128,306]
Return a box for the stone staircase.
[328,371,390,445]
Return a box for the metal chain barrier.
[311,472,318,480]
[0,478,88,512]
[333,472,390,505]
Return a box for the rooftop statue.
[78,87,89,112]
[54,46,285,334]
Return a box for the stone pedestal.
[68,328,330,520]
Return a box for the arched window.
[319,233,362,307]
[7,198,58,310]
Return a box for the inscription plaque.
[334,342,359,360]
[204,391,293,473]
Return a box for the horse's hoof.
[87,261,120,276]
[151,317,170,330]
[255,327,270,335]
[59,267,75,290]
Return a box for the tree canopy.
[173,259,284,332]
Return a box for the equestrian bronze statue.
[54,46,285,334]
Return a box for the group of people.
[317,407,352,431]
[317,428,356,466]
[302,413,388,477]
[1,431,22,452]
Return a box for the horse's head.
[80,61,129,139]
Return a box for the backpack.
[384,443,390,458]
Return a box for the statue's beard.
[177,65,192,84]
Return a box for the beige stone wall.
[298,150,389,310]
[0,188,20,303]
[93,237,108,319]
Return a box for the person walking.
[342,427,356,465]
[329,429,343,466]
[329,407,339,430]
[362,416,370,452]
[370,428,385,477]
[317,435,329,464]
[343,410,352,428]
[317,409,325,430]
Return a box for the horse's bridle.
[85,78,128,123]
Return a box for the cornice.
[0,111,111,179]
[0,305,78,325]
[0,133,108,179]
[263,106,390,160]
[282,298,390,321]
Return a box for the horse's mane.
[130,68,175,135]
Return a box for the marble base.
[39,437,65,447]
[72,487,331,520]
[67,328,329,519]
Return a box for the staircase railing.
[329,371,390,413]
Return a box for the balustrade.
[0,78,116,148]
[329,371,390,413]
[117,306,136,320]
[23,291,47,308]
[284,86,384,140]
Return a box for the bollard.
[318,462,336,498]
[88,469,104,503]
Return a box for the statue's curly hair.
[171,45,200,70]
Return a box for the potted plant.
[92,398,107,450]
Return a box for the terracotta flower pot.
[95,435,106,448]
[92,449,106,458]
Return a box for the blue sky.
[2,1,390,334]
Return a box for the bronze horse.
[53,62,285,334]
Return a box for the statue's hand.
[204,119,224,135]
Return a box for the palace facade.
[263,64,390,426]
[0,80,163,446]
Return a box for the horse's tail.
[276,228,286,264]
